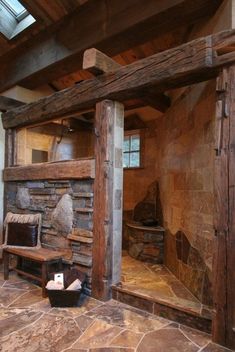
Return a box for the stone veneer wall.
[157,81,215,306]
[5,179,94,293]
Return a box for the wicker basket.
[46,268,86,307]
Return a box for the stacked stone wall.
[5,179,94,293]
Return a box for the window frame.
[0,0,36,40]
[123,129,144,170]
[0,0,28,21]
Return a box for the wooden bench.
[3,247,66,297]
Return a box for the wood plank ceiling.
[0,0,224,121]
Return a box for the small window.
[123,132,141,168]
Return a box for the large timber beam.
[0,0,223,93]
[83,48,171,112]
[2,29,235,129]
[0,96,24,112]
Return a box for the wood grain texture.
[83,47,170,112]
[213,67,235,349]
[92,100,124,300]
[227,66,235,350]
[4,30,235,129]
[92,100,112,300]
[3,158,95,181]
[0,96,24,112]
[83,48,121,75]
[0,0,223,92]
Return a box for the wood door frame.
[213,67,235,350]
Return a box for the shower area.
[116,82,215,330]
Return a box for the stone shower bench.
[3,247,66,297]
[126,222,165,263]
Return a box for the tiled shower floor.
[121,252,212,318]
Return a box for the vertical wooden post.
[213,67,235,350]
[92,100,124,300]
[5,129,16,168]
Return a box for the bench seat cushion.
[3,212,42,249]
[7,222,38,247]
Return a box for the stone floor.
[120,253,212,317]
[0,267,233,352]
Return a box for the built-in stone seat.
[127,222,165,263]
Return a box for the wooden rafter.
[0,96,24,112]
[3,30,235,130]
[0,0,223,93]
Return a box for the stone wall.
[157,81,215,306]
[123,81,215,305]
[5,179,94,292]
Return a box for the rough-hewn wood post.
[213,67,235,350]
[92,100,124,300]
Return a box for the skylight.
[0,0,28,20]
[0,0,35,39]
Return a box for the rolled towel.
[66,279,82,291]
[46,280,64,290]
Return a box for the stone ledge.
[73,192,94,198]
[75,208,94,213]
[72,228,93,238]
[68,234,93,243]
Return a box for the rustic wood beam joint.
[3,30,235,130]
[0,0,223,93]
[83,48,170,113]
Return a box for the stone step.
[112,284,212,334]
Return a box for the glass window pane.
[123,137,130,152]
[131,135,140,151]
[3,0,25,15]
[123,153,130,168]
[130,152,140,167]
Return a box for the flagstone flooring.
[0,266,233,352]
[120,253,212,317]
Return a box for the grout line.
[1,311,45,339]
[179,326,201,348]
[135,331,146,352]
[5,290,30,308]
[198,341,210,352]
[108,328,126,346]
[61,318,98,351]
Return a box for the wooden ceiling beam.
[0,96,24,112]
[3,29,235,130]
[0,0,223,93]
[83,48,170,113]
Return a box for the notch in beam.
[83,48,170,113]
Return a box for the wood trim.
[92,100,124,300]
[3,30,235,129]
[213,67,235,350]
[0,0,223,93]
[3,159,95,181]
